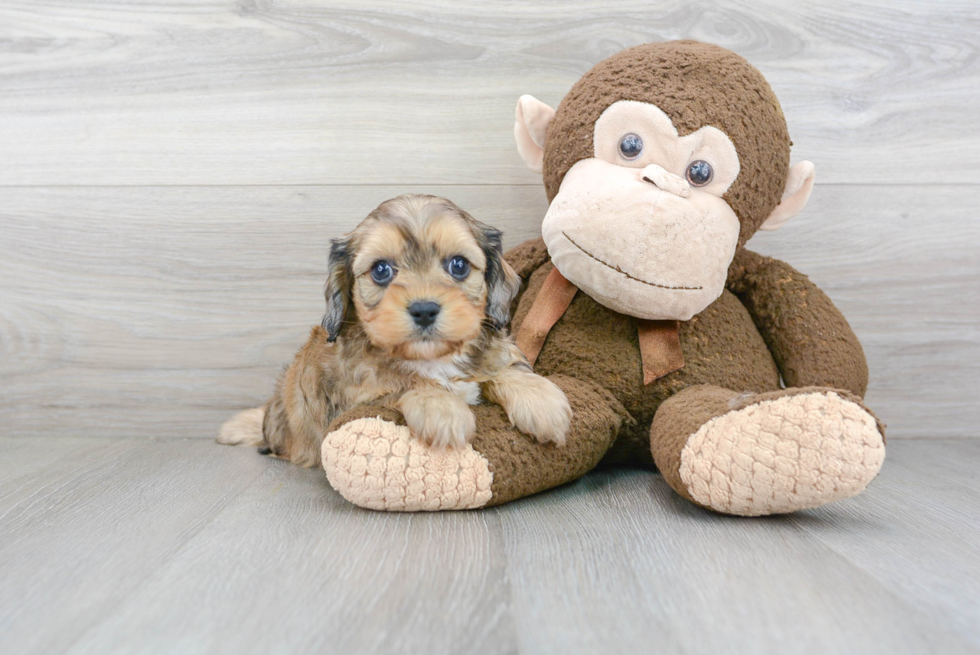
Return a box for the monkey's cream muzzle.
[540,99,745,321]
[542,157,740,321]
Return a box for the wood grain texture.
[1,184,976,439]
[0,0,978,185]
[0,437,977,654]
[497,444,980,654]
[786,439,980,646]
[0,437,272,654]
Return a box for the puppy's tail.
[217,407,266,447]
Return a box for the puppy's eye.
[686,160,713,187]
[619,133,643,160]
[370,260,394,285]
[446,256,470,281]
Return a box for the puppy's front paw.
[397,388,476,450]
[498,374,572,446]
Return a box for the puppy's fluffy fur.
[218,194,571,467]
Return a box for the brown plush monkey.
[321,41,885,515]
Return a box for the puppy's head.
[322,195,520,360]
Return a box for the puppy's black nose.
[408,300,441,328]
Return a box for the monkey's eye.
[370,260,395,285]
[686,160,713,187]
[618,133,643,160]
[446,256,471,281]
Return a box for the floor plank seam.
[56,453,275,654]
[785,515,980,649]
[0,439,146,529]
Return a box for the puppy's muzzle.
[408,300,441,329]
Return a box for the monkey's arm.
[726,249,869,397]
[504,237,551,316]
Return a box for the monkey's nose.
[641,164,690,198]
[408,300,441,328]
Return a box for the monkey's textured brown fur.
[505,239,873,461]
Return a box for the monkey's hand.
[483,368,572,446]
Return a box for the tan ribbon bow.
[515,267,685,384]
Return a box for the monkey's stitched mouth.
[561,231,703,291]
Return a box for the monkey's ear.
[480,225,522,329]
[514,95,555,173]
[322,236,354,342]
[760,161,816,231]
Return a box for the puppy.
[218,194,571,467]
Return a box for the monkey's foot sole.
[678,390,885,516]
[322,417,494,511]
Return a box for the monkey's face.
[541,101,742,321]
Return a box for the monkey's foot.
[321,375,624,511]
[651,386,885,516]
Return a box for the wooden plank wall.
[1,0,978,439]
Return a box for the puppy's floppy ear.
[322,236,354,342]
[477,224,521,329]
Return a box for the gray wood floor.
[0,437,977,655]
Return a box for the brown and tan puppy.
[218,194,571,467]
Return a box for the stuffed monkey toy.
[321,40,885,515]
